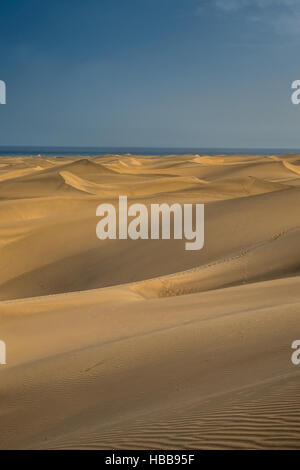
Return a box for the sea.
[0,146,299,157]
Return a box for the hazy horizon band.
[1,146,300,157]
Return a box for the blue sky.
[0,0,300,148]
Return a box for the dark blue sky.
[0,0,300,148]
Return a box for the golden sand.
[0,153,300,449]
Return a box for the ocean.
[0,146,299,157]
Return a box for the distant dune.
[0,153,300,449]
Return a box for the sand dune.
[0,153,300,449]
